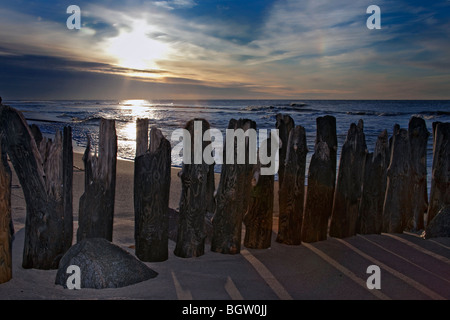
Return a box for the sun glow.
[106,20,169,74]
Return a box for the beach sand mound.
[55,238,158,289]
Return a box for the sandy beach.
[1,152,449,301]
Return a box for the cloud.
[153,0,197,10]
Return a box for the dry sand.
[3,153,449,301]
[1,152,280,299]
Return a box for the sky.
[0,0,449,100]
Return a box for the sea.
[4,99,450,188]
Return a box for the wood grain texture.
[0,105,73,269]
[134,124,171,262]
[0,139,12,283]
[276,126,308,245]
[302,116,337,243]
[77,119,117,242]
[211,119,256,254]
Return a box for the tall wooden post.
[243,159,275,249]
[383,128,412,233]
[77,119,117,242]
[276,114,295,188]
[301,116,337,243]
[276,126,308,245]
[0,105,73,269]
[358,130,389,234]
[211,119,256,254]
[408,117,430,231]
[0,138,12,283]
[427,122,450,225]
[330,120,367,238]
[134,120,171,262]
[174,119,212,258]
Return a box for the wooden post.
[330,120,367,239]
[276,126,308,245]
[358,130,389,234]
[211,119,256,254]
[0,105,73,269]
[276,114,295,188]
[243,156,275,249]
[382,128,412,233]
[301,116,337,243]
[134,121,171,262]
[427,122,450,225]
[77,119,117,242]
[174,119,212,258]
[408,116,430,231]
[0,138,12,283]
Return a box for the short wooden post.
[0,139,12,283]
[0,105,73,269]
[330,120,367,239]
[77,119,117,242]
[134,120,171,262]
[358,130,389,234]
[383,128,412,233]
[408,116,430,231]
[427,122,450,225]
[301,116,337,243]
[211,119,256,254]
[174,119,212,258]
[276,126,308,245]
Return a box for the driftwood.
[0,105,73,269]
[301,116,337,243]
[276,126,308,245]
[408,117,430,231]
[276,114,295,188]
[77,119,117,242]
[211,119,256,254]
[358,130,389,234]
[134,120,171,262]
[330,120,367,239]
[0,139,12,283]
[383,128,412,233]
[174,119,213,258]
[427,122,450,225]
[243,156,274,249]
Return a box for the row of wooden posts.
[0,104,449,284]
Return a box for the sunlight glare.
[106,20,169,73]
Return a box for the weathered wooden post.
[0,139,12,283]
[77,119,117,242]
[427,122,450,225]
[134,120,171,262]
[330,120,367,239]
[243,163,274,249]
[301,116,337,243]
[358,130,389,234]
[382,128,412,233]
[174,119,212,258]
[0,105,73,269]
[408,116,430,231]
[276,114,295,188]
[276,126,308,245]
[211,119,256,254]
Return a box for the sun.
[106,20,169,72]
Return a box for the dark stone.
[55,238,157,289]
[422,206,450,239]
